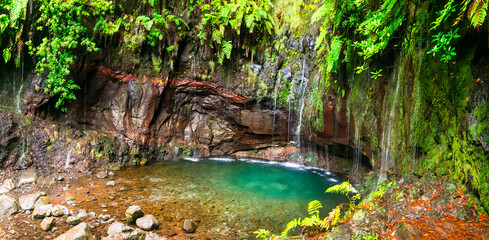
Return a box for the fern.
[326,36,343,74]
[3,47,11,63]
[0,14,8,33]
[468,0,489,28]
[281,218,300,236]
[454,0,471,25]
[325,205,341,226]
[307,200,323,217]
[430,0,456,30]
[8,0,28,27]
[326,181,356,195]
[254,229,272,239]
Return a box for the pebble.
[106,181,115,187]
[99,214,110,221]
[108,196,115,200]
[136,214,159,231]
[95,171,108,179]
[101,204,107,208]
[182,219,196,233]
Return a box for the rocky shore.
[0,169,209,240]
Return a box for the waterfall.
[294,58,308,148]
[64,143,74,169]
[351,127,361,182]
[15,82,23,114]
[324,144,331,170]
[378,64,402,183]
[272,75,280,141]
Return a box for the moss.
[179,145,193,158]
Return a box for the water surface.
[114,158,348,238]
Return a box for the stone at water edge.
[95,171,108,179]
[107,221,145,239]
[0,179,15,193]
[125,205,144,224]
[54,222,94,240]
[18,170,37,185]
[19,191,44,210]
[136,214,159,231]
[182,219,196,233]
[34,196,51,208]
[0,195,19,216]
[77,209,88,218]
[67,216,81,225]
[41,217,56,231]
[51,205,69,217]
[32,204,53,219]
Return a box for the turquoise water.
[116,157,348,238]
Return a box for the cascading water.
[351,127,361,183]
[15,82,24,114]
[294,58,308,148]
[272,75,280,141]
[64,142,74,169]
[378,62,403,183]
[324,144,331,170]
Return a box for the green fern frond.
[326,36,343,74]
[281,218,300,236]
[329,205,341,225]
[212,28,222,44]
[454,0,471,25]
[326,181,355,196]
[9,0,28,28]
[307,200,323,216]
[301,215,320,227]
[0,14,8,33]
[254,229,272,239]
[468,0,488,28]
[3,47,11,63]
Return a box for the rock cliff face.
[1,58,364,174]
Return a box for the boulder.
[54,222,94,240]
[0,179,15,193]
[67,216,81,225]
[395,222,420,240]
[19,192,44,210]
[41,217,56,231]
[136,215,159,231]
[125,205,143,224]
[107,221,145,240]
[182,219,196,233]
[0,195,19,216]
[51,205,69,217]
[34,196,50,208]
[77,209,88,219]
[19,170,37,185]
[32,204,53,219]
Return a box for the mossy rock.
[351,209,366,225]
